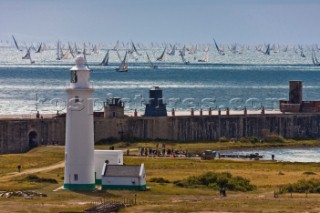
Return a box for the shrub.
[24,175,58,184]
[239,137,259,143]
[303,171,317,175]
[264,134,285,143]
[95,137,119,145]
[149,177,170,183]
[239,137,250,143]
[219,137,229,143]
[174,172,256,192]
[280,179,320,193]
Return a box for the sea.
[0,44,320,115]
[220,147,320,163]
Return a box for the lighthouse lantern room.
[64,56,95,190]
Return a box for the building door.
[29,131,38,148]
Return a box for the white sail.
[56,41,62,60]
[198,50,208,62]
[167,44,176,56]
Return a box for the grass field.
[0,142,320,212]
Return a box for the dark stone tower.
[144,86,167,116]
[289,81,302,104]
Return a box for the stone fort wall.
[1,113,320,154]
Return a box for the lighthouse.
[64,56,95,190]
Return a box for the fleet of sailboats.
[7,36,320,68]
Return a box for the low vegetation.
[149,177,170,183]
[174,172,256,192]
[264,134,285,143]
[22,175,58,184]
[280,179,320,193]
[303,171,317,175]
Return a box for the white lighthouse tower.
[64,56,95,190]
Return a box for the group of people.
[138,143,189,157]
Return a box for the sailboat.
[35,43,43,53]
[146,52,158,69]
[62,45,69,59]
[198,50,209,62]
[179,45,186,57]
[156,47,166,61]
[312,50,320,66]
[115,51,128,72]
[68,43,75,58]
[22,47,35,63]
[264,44,271,55]
[29,54,35,64]
[213,38,225,55]
[92,44,99,54]
[112,40,120,51]
[22,47,31,59]
[188,45,197,55]
[12,35,22,51]
[56,41,62,60]
[99,50,110,66]
[167,44,176,56]
[131,41,141,56]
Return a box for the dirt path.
[0,161,65,182]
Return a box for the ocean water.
[220,147,320,162]
[0,45,320,114]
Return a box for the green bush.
[95,137,119,145]
[280,179,320,193]
[219,137,229,143]
[174,172,256,192]
[24,175,58,184]
[303,171,317,175]
[239,137,259,143]
[264,134,285,143]
[149,177,170,183]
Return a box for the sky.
[1,0,320,44]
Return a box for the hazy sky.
[1,0,320,44]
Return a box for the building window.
[74,174,78,181]
[112,112,116,117]
[75,96,80,103]
[71,71,78,83]
[131,178,136,185]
